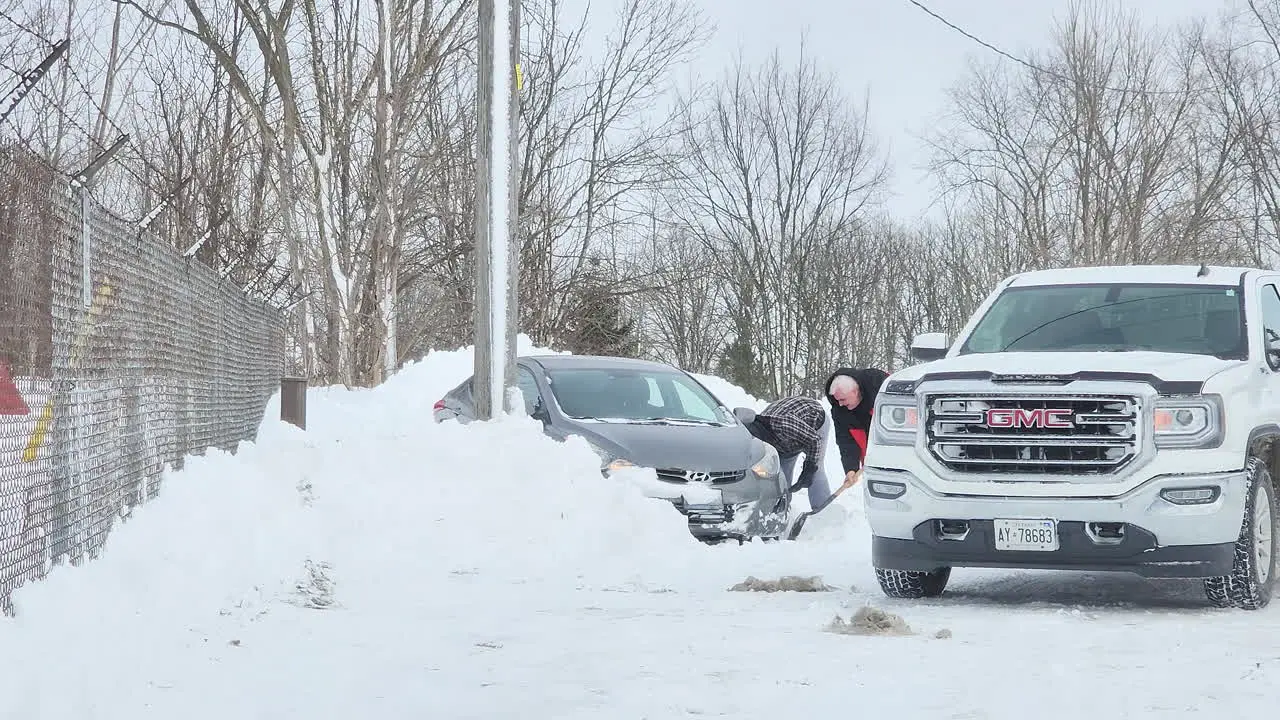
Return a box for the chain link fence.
[0,146,287,613]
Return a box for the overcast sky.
[669,0,1235,222]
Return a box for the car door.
[517,362,566,439]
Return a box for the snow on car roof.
[522,354,679,372]
[1005,264,1259,288]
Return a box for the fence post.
[280,377,306,430]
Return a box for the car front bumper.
[863,466,1248,578]
[673,496,787,540]
[665,476,788,540]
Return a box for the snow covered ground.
[1,338,1279,719]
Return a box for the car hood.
[569,421,759,471]
[896,351,1245,385]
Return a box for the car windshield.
[545,367,732,424]
[958,283,1246,358]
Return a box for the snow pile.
[298,415,704,600]
[692,371,767,412]
[0,337,877,718]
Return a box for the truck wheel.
[875,567,951,599]
[1204,457,1277,610]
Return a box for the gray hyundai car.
[433,355,789,542]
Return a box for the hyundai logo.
[685,471,712,483]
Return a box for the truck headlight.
[873,396,919,446]
[1153,395,1224,449]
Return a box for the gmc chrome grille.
[656,468,745,485]
[925,394,1139,475]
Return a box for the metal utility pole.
[474,0,521,421]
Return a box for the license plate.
[994,518,1058,551]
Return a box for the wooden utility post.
[280,377,307,430]
[474,0,521,421]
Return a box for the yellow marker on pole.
[516,63,523,91]
[22,401,51,462]
[23,280,114,462]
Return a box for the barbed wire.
[0,8,55,48]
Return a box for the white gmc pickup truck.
[863,264,1280,609]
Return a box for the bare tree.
[514,0,710,346]
[668,47,890,397]
[634,216,728,372]
[1201,0,1280,265]
[927,0,1250,274]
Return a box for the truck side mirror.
[910,332,950,362]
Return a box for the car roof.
[519,354,683,373]
[1004,265,1260,288]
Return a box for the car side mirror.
[732,407,757,425]
[531,398,551,423]
[910,332,950,362]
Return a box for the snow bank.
[7,340,1279,718]
[692,372,767,411]
[0,337,871,718]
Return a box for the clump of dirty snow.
[729,575,833,592]
[290,559,337,610]
[826,606,913,636]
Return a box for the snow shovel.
[786,470,861,540]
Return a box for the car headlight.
[1153,395,1224,449]
[751,442,780,478]
[873,395,919,446]
[586,440,634,473]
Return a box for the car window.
[546,367,727,423]
[672,380,719,421]
[516,366,543,415]
[448,377,473,403]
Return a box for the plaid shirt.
[756,396,827,483]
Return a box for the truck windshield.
[958,283,1247,358]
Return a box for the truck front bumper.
[864,466,1247,579]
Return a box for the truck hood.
[894,351,1245,389]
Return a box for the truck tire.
[1204,456,1277,610]
[875,567,951,599]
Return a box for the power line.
[904,0,1221,97]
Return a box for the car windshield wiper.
[635,417,723,426]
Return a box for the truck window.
[1260,284,1280,369]
[959,283,1246,359]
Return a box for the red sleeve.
[846,408,871,472]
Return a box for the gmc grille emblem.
[985,407,1074,429]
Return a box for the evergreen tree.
[562,281,639,357]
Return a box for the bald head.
[829,374,862,410]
